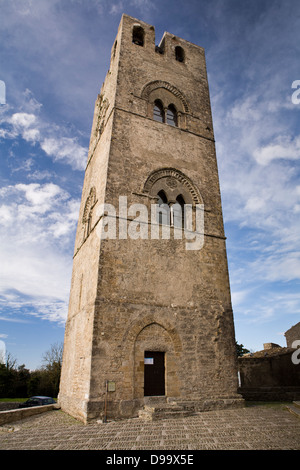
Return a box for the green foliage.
[0,343,63,399]
[236,341,250,357]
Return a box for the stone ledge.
[286,403,300,419]
[238,386,300,402]
[138,396,245,420]
[0,404,60,426]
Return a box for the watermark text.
[95,196,205,251]
[291,80,300,104]
[291,340,300,365]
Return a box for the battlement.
[103,14,213,139]
[111,14,206,78]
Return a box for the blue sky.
[0,0,299,370]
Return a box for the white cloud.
[229,95,262,123]
[244,196,266,213]
[231,289,251,307]
[16,182,63,205]
[233,287,300,329]
[253,135,300,166]
[129,0,155,11]
[0,95,87,171]
[0,182,80,323]
[0,340,6,363]
[22,127,40,142]
[27,169,55,181]
[10,112,37,128]
[251,252,300,283]
[41,137,87,170]
[210,37,300,307]
[0,205,14,226]
[109,0,155,14]
[109,1,124,15]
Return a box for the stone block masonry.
[58,14,244,423]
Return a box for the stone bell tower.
[58,14,244,423]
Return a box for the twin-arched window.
[156,190,185,228]
[153,100,177,127]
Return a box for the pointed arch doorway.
[130,319,182,400]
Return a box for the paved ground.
[0,404,299,450]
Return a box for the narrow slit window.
[153,100,164,123]
[166,105,177,127]
[87,212,92,237]
[112,40,117,58]
[175,46,185,63]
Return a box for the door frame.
[144,350,165,396]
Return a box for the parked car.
[18,396,56,408]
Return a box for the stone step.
[286,405,300,418]
[143,396,167,405]
[139,402,196,421]
[139,409,196,421]
[286,403,300,419]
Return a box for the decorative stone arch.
[141,80,190,113]
[120,314,182,399]
[142,167,203,206]
[82,187,97,239]
[122,314,182,352]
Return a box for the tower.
[58,14,243,423]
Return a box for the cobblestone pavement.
[0,404,299,450]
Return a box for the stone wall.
[0,404,57,426]
[238,348,300,401]
[285,322,300,348]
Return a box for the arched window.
[173,195,185,228]
[156,191,186,228]
[175,46,185,63]
[157,190,168,205]
[143,168,203,236]
[157,190,169,225]
[166,105,177,127]
[153,100,164,123]
[132,26,144,46]
[83,187,96,240]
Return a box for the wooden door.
[144,351,165,396]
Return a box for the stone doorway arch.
[120,314,182,400]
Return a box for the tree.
[15,364,30,397]
[0,353,18,397]
[0,344,64,398]
[4,352,17,370]
[42,342,63,368]
[41,342,63,397]
[236,341,250,357]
